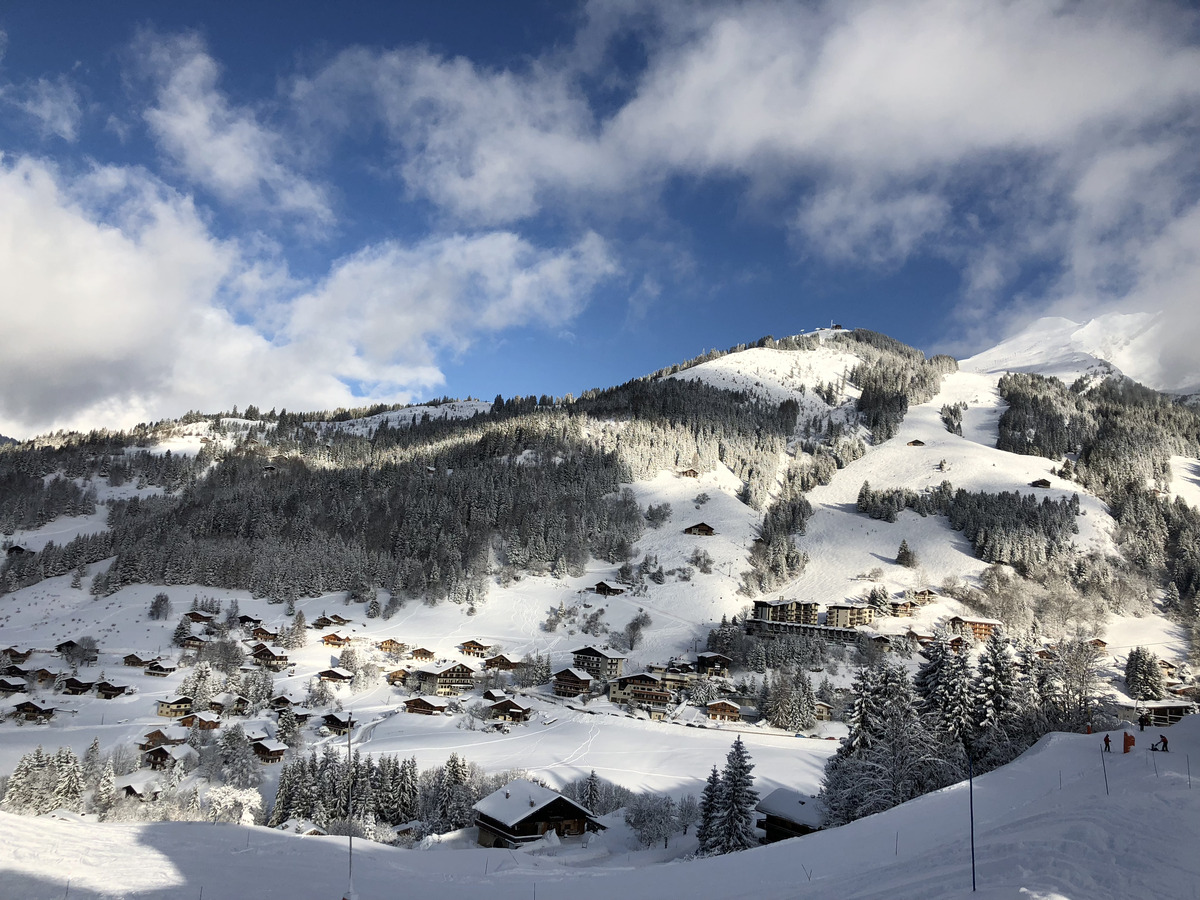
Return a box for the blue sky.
[1,1,1198,437]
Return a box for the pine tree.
[972,627,1020,738]
[82,737,102,787]
[711,737,758,854]
[896,539,917,568]
[51,748,84,812]
[172,618,192,647]
[696,765,722,855]
[95,759,116,818]
[582,769,602,813]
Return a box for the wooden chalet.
[27,667,60,684]
[0,677,27,696]
[180,710,221,730]
[251,739,287,764]
[377,638,406,654]
[13,700,54,722]
[888,598,918,618]
[209,692,249,716]
[251,626,280,643]
[484,653,521,671]
[237,615,263,628]
[250,644,289,671]
[552,667,592,698]
[138,726,188,751]
[328,614,352,626]
[683,522,716,536]
[5,545,30,557]
[310,616,335,630]
[460,640,491,658]
[145,744,198,771]
[61,677,95,696]
[946,615,1002,642]
[180,635,209,650]
[55,639,98,663]
[906,439,926,447]
[405,696,450,716]
[2,647,33,664]
[117,774,163,802]
[318,667,354,684]
[593,581,625,597]
[156,695,193,718]
[96,681,130,705]
[1030,478,1052,489]
[385,667,411,686]
[417,661,477,696]
[474,781,602,848]
[322,712,352,735]
[571,646,626,680]
[410,647,436,662]
[123,653,156,667]
[320,632,351,648]
[814,700,833,721]
[184,611,216,624]
[677,467,700,478]
[756,788,824,842]
[706,699,741,722]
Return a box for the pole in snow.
[1100,747,1110,796]
[967,751,977,893]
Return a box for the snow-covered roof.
[322,667,354,678]
[554,667,592,681]
[406,695,449,708]
[756,788,825,829]
[473,780,594,827]
[253,739,288,753]
[572,645,625,659]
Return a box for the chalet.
[318,667,355,684]
[5,545,30,556]
[180,710,221,730]
[180,634,209,650]
[460,640,491,658]
[251,626,280,643]
[0,677,27,696]
[156,696,193,718]
[417,661,477,696]
[320,632,351,648]
[946,615,1002,642]
[905,627,935,646]
[117,774,163,802]
[251,739,287,764]
[1030,478,1052,489]
[328,615,352,626]
[571,646,626,680]
[278,818,327,836]
[888,598,918,618]
[184,611,216,624]
[909,589,938,604]
[648,659,697,691]
[756,788,824,842]
[1118,698,1197,726]
[948,635,969,654]
[385,668,411,686]
[237,615,263,628]
[594,581,625,597]
[138,726,188,751]
[474,781,602,848]
[696,652,733,677]
[1090,638,1109,651]
[60,677,95,696]
[825,604,876,628]
[906,439,926,447]
[552,667,593,698]
[145,660,177,677]
[814,700,834,722]
[13,700,54,722]
[209,692,249,716]
[377,638,406,654]
[250,644,289,671]
[269,695,296,711]
[683,522,716,536]
[410,648,436,662]
[322,712,352,735]
[706,699,741,722]
[310,616,335,631]
[145,744,199,771]
[0,664,26,679]
[405,696,450,716]
[753,598,821,626]
[290,706,315,723]
[123,653,156,668]
[608,672,672,713]
[2,647,33,664]
[484,653,521,671]
[483,689,509,703]
[678,467,700,478]
[27,667,59,684]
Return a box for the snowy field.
[2,716,1197,900]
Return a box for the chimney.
[529,797,536,807]
[505,789,510,799]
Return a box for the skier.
[1103,734,1111,752]
[1138,713,1149,732]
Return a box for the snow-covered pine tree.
[711,737,759,854]
[696,764,722,854]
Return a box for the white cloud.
[10,75,83,141]
[0,155,616,437]
[136,31,334,231]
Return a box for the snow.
[474,779,591,826]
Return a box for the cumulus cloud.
[135,31,334,231]
[298,0,1200,369]
[0,155,616,437]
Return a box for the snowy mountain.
[1,322,1198,899]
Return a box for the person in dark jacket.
[1103,734,1111,752]
[1138,713,1149,732]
